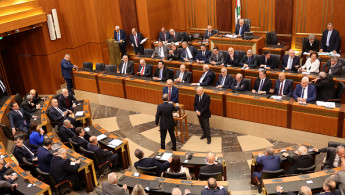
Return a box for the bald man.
[283,146,314,175]
[114,26,127,57]
[292,77,316,103]
[270,72,293,97]
[102,172,129,195]
[129,28,144,55]
[57,88,77,110]
[169,29,184,43]
[159,27,170,43]
[200,153,223,174]
[281,49,300,71]
[174,64,192,83]
[27,89,44,104]
[191,65,215,86]
[276,185,312,195]
[201,177,228,195]
[137,59,152,77]
[204,25,217,42]
[235,19,250,37]
[61,54,78,93]
[194,87,212,144]
[162,79,179,103]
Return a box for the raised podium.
[107,39,121,65]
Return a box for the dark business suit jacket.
[209,52,225,65]
[322,60,343,76]
[159,31,170,42]
[8,108,32,130]
[102,181,129,195]
[256,155,281,172]
[50,156,80,183]
[286,154,314,174]
[174,70,192,83]
[153,67,171,81]
[168,49,180,60]
[47,106,67,123]
[302,38,320,53]
[320,29,341,52]
[231,79,248,91]
[292,84,317,103]
[273,79,293,97]
[134,158,169,174]
[138,64,153,77]
[162,86,179,103]
[169,32,184,42]
[196,50,212,63]
[87,144,112,164]
[114,29,126,42]
[194,93,211,119]
[204,30,217,40]
[155,102,179,129]
[60,59,74,79]
[37,146,53,172]
[118,61,134,75]
[129,33,144,47]
[239,55,257,68]
[13,141,39,164]
[59,126,76,143]
[235,23,250,36]
[20,100,37,113]
[57,93,77,110]
[260,55,275,69]
[313,76,335,101]
[72,136,89,149]
[180,46,198,60]
[280,55,300,71]
[201,188,229,195]
[318,147,339,169]
[216,74,234,88]
[200,164,223,173]
[223,53,240,67]
[252,78,272,93]
[198,71,215,86]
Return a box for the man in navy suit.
[235,19,250,37]
[60,54,78,94]
[159,27,170,44]
[162,79,179,103]
[270,72,293,97]
[191,65,215,86]
[37,138,54,172]
[180,42,197,62]
[47,98,75,124]
[203,25,217,42]
[136,59,152,77]
[281,49,300,71]
[194,87,212,144]
[152,61,171,81]
[320,23,341,53]
[13,135,39,165]
[239,49,257,68]
[252,71,272,94]
[222,47,240,67]
[73,127,89,149]
[253,147,281,182]
[114,26,127,57]
[9,102,37,135]
[57,88,77,110]
[174,64,192,83]
[134,149,171,175]
[196,44,211,64]
[293,77,317,103]
[231,73,248,92]
[129,28,144,55]
[216,67,234,89]
[201,178,229,195]
[260,51,275,69]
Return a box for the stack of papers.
[301,72,310,75]
[316,101,336,108]
[241,67,249,70]
[224,34,237,38]
[107,139,123,148]
[96,134,107,141]
[160,153,172,161]
[271,96,282,100]
[140,38,148,44]
[75,111,84,117]
[84,127,90,132]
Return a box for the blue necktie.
[259,80,264,91]
[159,69,162,78]
[247,57,251,64]
[301,88,305,98]
[118,33,120,41]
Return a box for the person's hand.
[3,175,11,180]
[104,149,108,151]
[36,104,41,109]
[196,60,200,64]
[196,111,201,116]
[73,65,79,69]
[191,83,198,86]
[33,157,38,161]
[319,49,323,52]
[32,115,37,119]
[72,103,77,108]
[269,89,274,93]
[294,150,299,155]
[169,50,173,55]
[53,152,58,156]
[313,148,319,152]
[5,163,10,168]
[276,186,284,193]
[311,78,318,83]
[210,61,216,65]
[64,111,68,116]
[68,110,73,114]
[252,90,256,93]
[205,39,209,42]
[184,58,189,62]
[285,67,289,71]
[301,98,306,102]
[184,189,191,194]
[258,153,264,157]
[151,55,154,59]
[216,85,222,88]
[39,128,45,135]
[70,158,76,162]
[297,98,302,102]
[12,128,16,135]
[260,65,265,68]
[266,67,271,70]
[120,40,123,43]
[176,78,181,82]
[282,152,288,157]
[131,44,134,47]
[122,184,127,190]
[11,174,18,180]
[11,183,18,188]
[30,102,35,106]
[76,159,81,164]
[258,91,265,94]
[168,157,173,163]
[243,64,248,68]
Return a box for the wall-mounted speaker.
[51,9,61,39]
[47,14,56,40]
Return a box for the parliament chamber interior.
[2,0,345,194]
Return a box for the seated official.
[235,19,250,37]
[172,187,191,195]
[260,51,275,69]
[275,185,312,195]
[270,72,293,97]
[252,71,272,94]
[47,98,75,124]
[167,155,192,180]
[152,61,171,81]
[221,47,240,67]
[239,49,257,69]
[151,40,169,59]
[302,34,320,54]
[118,55,134,75]
[72,127,89,149]
[13,135,39,165]
[281,49,300,71]
[174,64,192,83]
[209,47,225,66]
[37,138,54,172]
[196,44,211,64]
[169,29,184,43]
[191,65,214,86]
[102,172,129,195]
[320,23,341,53]
[60,119,76,143]
[253,147,281,182]
[201,178,229,195]
[58,88,77,110]
[230,73,248,92]
[180,42,197,62]
[136,59,152,77]
[168,44,180,60]
[27,89,44,105]
[29,123,44,146]
[0,159,14,181]
[87,136,120,170]
[322,56,343,76]
[9,102,37,135]
[293,77,317,103]
[0,163,18,195]
[283,146,314,175]
[299,51,320,73]
[159,27,170,44]
[216,67,234,89]
[313,145,345,170]
[311,72,334,101]
[200,152,223,175]
[132,184,147,195]
[50,148,82,190]
[163,79,179,103]
[134,148,171,175]
[203,25,216,42]
[21,94,41,113]
[330,161,345,194]
[314,178,340,195]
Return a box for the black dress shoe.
[207,139,211,144]
[171,147,176,151]
[200,135,206,140]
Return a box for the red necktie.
[279,82,283,96]
[140,66,145,74]
[65,97,70,108]
[135,36,138,47]
[168,89,172,101]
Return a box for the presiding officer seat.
[83,62,93,70]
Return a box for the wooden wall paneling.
[275,0,292,35]
[216,0,232,32]
[170,0,188,32]
[119,0,138,41]
[331,0,345,53]
[186,0,217,32]
[135,0,151,48]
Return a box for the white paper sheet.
[97,134,107,141]
[316,101,336,108]
[140,38,148,44]
[84,127,90,132]
[75,111,84,116]
[271,96,282,100]
[160,153,172,161]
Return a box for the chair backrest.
[214,29,219,34]
[235,50,246,60]
[180,32,188,41]
[137,166,159,176]
[270,54,281,68]
[0,123,14,141]
[193,33,202,40]
[238,18,251,30]
[165,171,187,180]
[36,167,57,191]
[261,169,284,179]
[105,65,117,73]
[297,165,316,174]
[144,49,154,56]
[80,146,101,169]
[266,31,278,45]
[199,172,222,181]
[254,54,261,67]
[168,68,174,79]
[335,81,345,100]
[96,63,105,71]
[243,78,251,91]
[69,138,81,154]
[328,141,345,148]
[186,34,192,42]
[14,93,23,105]
[83,62,93,70]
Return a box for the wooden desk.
[73,99,92,127]
[190,40,210,50]
[72,70,100,93]
[30,96,52,132]
[97,73,127,98]
[262,44,290,58]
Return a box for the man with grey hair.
[239,49,257,69]
[136,59,152,77]
[311,71,334,101]
[314,145,345,170]
[180,41,197,61]
[58,88,77,110]
[172,187,192,195]
[292,77,316,103]
[276,185,312,195]
[203,25,216,42]
[283,145,314,175]
[169,29,184,43]
[230,73,248,91]
[61,54,78,94]
[235,18,250,37]
[114,26,127,57]
[320,22,340,53]
[21,94,40,113]
[28,89,44,104]
[302,34,320,54]
[118,55,134,75]
[191,64,215,86]
[216,67,234,88]
[194,87,212,144]
[174,64,192,83]
[281,49,300,71]
[102,172,128,195]
[253,147,281,183]
[59,119,75,143]
[322,56,343,76]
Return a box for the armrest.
[327,99,341,102]
[99,161,111,169]
[55,180,72,188]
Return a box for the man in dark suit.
[231,73,248,92]
[87,136,120,170]
[114,26,127,57]
[196,44,212,64]
[21,94,41,113]
[155,94,179,151]
[253,147,281,182]
[50,148,82,190]
[200,152,223,174]
[13,135,39,165]
[118,55,134,75]
[72,127,89,149]
[283,146,314,175]
[216,67,234,89]
[174,64,192,83]
[302,34,320,54]
[59,119,76,143]
[235,19,250,37]
[47,98,75,124]
[58,88,77,110]
[102,172,129,195]
[331,161,345,194]
[168,44,180,60]
[311,71,335,101]
[270,72,293,97]
[252,71,272,94]
[60,54,78,94]
[152,61,171,81]
[180,42,197,62]
[281,49,300,71]
[129,28,144,55]
[137,59,152,77]
[37,138,54,172]
[314,178,340,195]
[162,79,179,103]
[221,47,240,67]
[203,25,217,42]
[9,102,37,135]
[209,47,225,66]
[134,149,171,175]
[28,89,44,105]
[194,87,212,144]
[159,27,170,44]
[320,23,341,53]
[191,65,215,86]
[239,49,257,68]
[151,40,169,59]
[275,186,312,195]
[201,177,229,195]
[322,56,343,76]
[260,51,275,69]
[293,77,317,103]
[313,145,345,170]
[169,29,184,43]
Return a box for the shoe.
[200,135,206,140]
[171,147,176,151]
[207,139,211,144]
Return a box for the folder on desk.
[97,134,107,141]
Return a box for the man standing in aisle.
[194,87,212,144]
[61,54,78,94]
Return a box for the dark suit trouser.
[107,153,120,168]
[119,42,127,57]
[64,78,73,94]
[134,45,144,55]
[160,128,176,150]
[66,175,82,190]
[198,117,210,138]
[324,46,332,52]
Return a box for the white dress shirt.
[301,58,320,73]
[186,47,193,59]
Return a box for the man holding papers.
[130,28,145,55]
